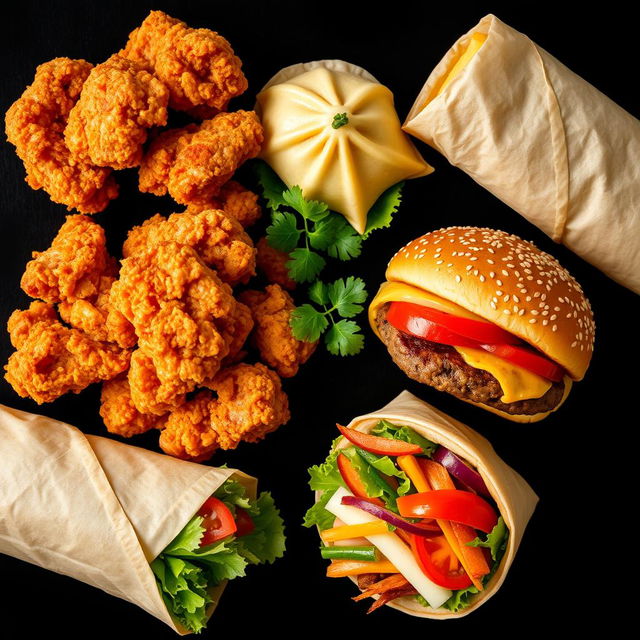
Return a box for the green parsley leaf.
[328,277,368,318]
[325,319,365,356]
[364,182,404,236]
[266,211,301,253]
[254,160,288,211]
[308,215,344,251]
[326,218,362,260]
[283,186,330,222]
[308,280,330,306]
[290,303,329,342]
[287,248,326,283]
[331,112,349,129]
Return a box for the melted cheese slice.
[369,282,553,403]
[455,346,551,403]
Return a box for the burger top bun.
[386,227,595,380]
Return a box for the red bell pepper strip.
[337,453,385,507]
[397,490,498,534]
[337,424,423,456]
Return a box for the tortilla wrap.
[0,404,256,634]
[403,14,640,295]
[318,390,538,617]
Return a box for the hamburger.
[368,227,595,422]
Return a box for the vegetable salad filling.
[153,478,285,633]
[303,421,508,613]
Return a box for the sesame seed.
[503,310,511,315]
[529,318,537,324]
[496,280,503,286]
[518,309,525,316]
[542,320,549,326]
[571,341,577,348]
[552,325,558,332]
[502,270,509,276]
[455,275,461,283]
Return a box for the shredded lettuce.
[153,479,285,633]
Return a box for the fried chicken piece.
[158,363,289,461]
[158,390,217,461]
[4,319,130,404]
[111,243,237,389]
[219,300,253,364]
[256,238,296,290]
[239,285,317,378]
[208,363,290,448]
[58,275,137,349]
[138,111,263,205]
[122,208,256,285]
[128,350,188,416]
[100,375,165,437]
[168,111,263,205]
[121,10,247,113]
[65,55,169,170]
[185,181,262,228]
[7,301,58,349]
[20,215,112,303]
[5,58,118,213]
[138,124,199,195]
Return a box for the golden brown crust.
[256,237,296,290]
[385,227,594,380]
[5,58,118,213]
[239,285,316,377]
[7,301,58,349]
[65,55,169,170]
[121,10,247,112]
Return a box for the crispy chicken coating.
[128,350,188,416]
[58,275,137,349]
[218,300,253,364]
[159,363,290,460]
[7,301,58,349]
[111,243,237,390]
[20,215,112,303]
[158,390,217,461]
[5,58,118,213]
[121,10,247,113]
[184,181,262,228]
[256,238,297,290]
[65,55,169,170]
[138,111,263,205]
[240,285,317,378]
[4,318,130,404]
[168,111,263,205]
[208,362,290,448]
[100,375,165,437]
[122,208,256,285]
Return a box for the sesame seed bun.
[385,227,594,380]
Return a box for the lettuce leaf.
[153,479,285,633]
[370,419,437,456]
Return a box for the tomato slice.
[480,343,565,382]
[337,424,423,456]
[387,302,481,347]
[234,508,255,537]
[390,302,521,345]
[337,453,385,507]
[387,301,566,382]
[397,490,498,534]
[198,496,237,546]
[411,533,473,590]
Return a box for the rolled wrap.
[403,14,640,295]
[321,390,537,617]
[0,404,256,634]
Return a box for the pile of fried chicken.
[4,11,314,461]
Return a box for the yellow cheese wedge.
[454,346,552,404]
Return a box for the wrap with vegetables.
[403,14,640,295]
[0,404,285,634]
[303,391,537,617]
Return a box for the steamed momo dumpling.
[256,60,433,234]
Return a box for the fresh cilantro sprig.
[290,277,367,356]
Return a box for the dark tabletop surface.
[1,1,637,636]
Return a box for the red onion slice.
[341,496,439,537]
[433,446,490,498]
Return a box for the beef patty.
[376,305,565,415]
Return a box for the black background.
[1,1,638,636]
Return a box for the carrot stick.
[420,459,490,583]
[326,559,398,577]
[397,455,431,492]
